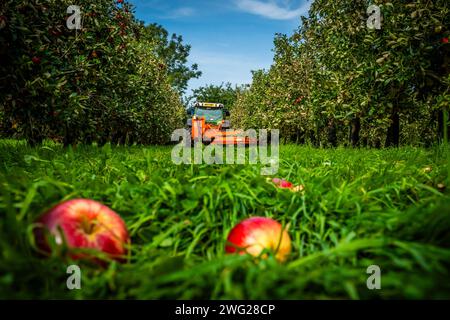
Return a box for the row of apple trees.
[232,0,450,147]
[0,0,200,145]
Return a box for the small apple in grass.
[279,180,293,189]
[271,177,292,188]
[269,177,304,192]
[225,217,291,262]
[34,199,130,262]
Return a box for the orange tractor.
[186,102,256,145]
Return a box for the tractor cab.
[187,102,230,130]
[186,102,255,145]
[188,102,230,125]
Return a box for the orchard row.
[0,0,199,145]
[231,0,450,147]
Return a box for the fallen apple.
[35,199,130,262]
[279,180,293,189]
[269,177,304,192]
[225,217,291,262]
[271,177,291,187]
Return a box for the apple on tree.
[31,56,41,64]
[34,199,130,262]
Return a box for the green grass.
[0,139,449,299]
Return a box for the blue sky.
[129,0,311,95]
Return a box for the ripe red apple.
[225,217,291,262]
[294,96,304,104]
[31,56,41,64]
[272,178,293,189]
[35,199,130,262]
[270,177,304,193]
[442,37,449,44]
[279,180,293,188]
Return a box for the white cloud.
[172,7,195,17]
[162,7,196,19]
[235,0,309,20]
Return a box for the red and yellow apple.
[271,177,294,189]
[35,199,130,262]
[270,177,304,192]
[279,180,293,189]
[225,217,291,262]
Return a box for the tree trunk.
[309,128,319,147]
[295,129,305,144]
[438,109,443,141]
[385,108,400,147]
[327,119,338,147]
[63,123,76,147]
[444,109,449,144]
[437,109,450,143]
[350,117,361,147]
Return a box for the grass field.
[0,139,449,299]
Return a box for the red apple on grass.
[270,177,304,192]
[279,180,293,189]
[225,217,291,262]
[35,199,130,262]
[271,177,293,188]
